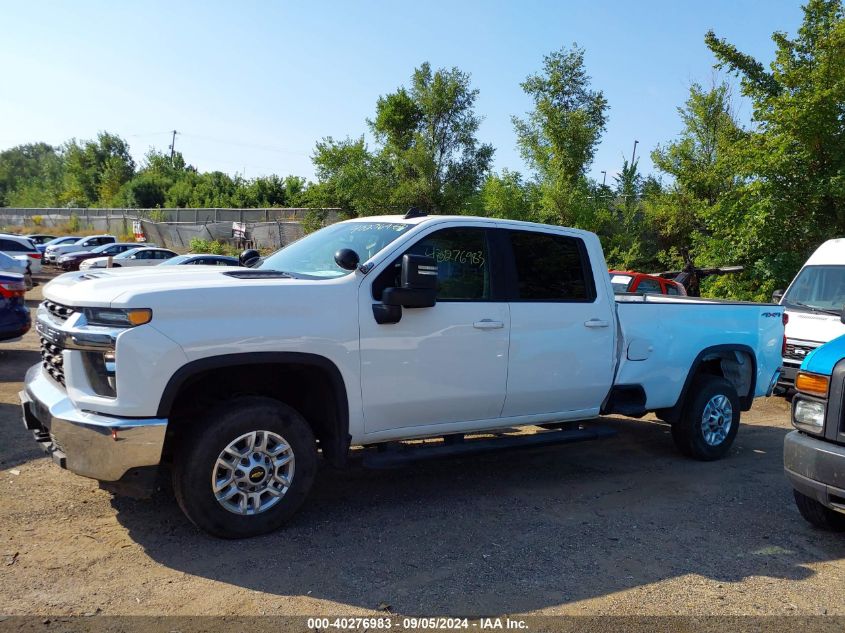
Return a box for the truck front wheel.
[793,490,845,531]
[172,396,318,538]
[672,375,740,461]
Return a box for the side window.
[0,239,26,252]
[508,231,594,301]
[636,278,662,294]
[406,228,490,301]
[372,228,491,301]
[666,284,680,296]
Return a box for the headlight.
[795,371,830,397]
[83,307,152,327]
[793,398,826,434]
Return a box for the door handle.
[473,319,504,330]
[584,319,610,328]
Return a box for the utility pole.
[630,139,639,166]
[169,130,178,164]
[601,170,607,187]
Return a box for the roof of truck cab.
[343,214,596,237]
[806,238,845,266]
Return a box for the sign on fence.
[232,222,247,239]
[132,220,146,242]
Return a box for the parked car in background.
[0,234,42,274]
[784,331,845,531]
[38,235,81,255]
[57,242,155,271]
[25,234,56,246]
[610,270,687,296]
[158,254,240,267]
[775,238,845,395]
[45,235,116,264]
[0,272,30,342]
[79,246,178,270]
[0,252,32,289]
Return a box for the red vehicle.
[609,270,687,296]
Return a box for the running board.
[362,425,617,469]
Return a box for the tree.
[0,143,64,207]
[703,0,845,299]
[513,45,609,224]
[61,132,135,207]
[479,170,538,221]
[646,82,743,270]
[370,63,494,213]
[308,136,394,216]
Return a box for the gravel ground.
[1,277,844,618]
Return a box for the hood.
[803,333,845,375]
[42,266,326,307]
[784,308,845,344]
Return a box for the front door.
[359,226,510,435]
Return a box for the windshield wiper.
[791,301,841,316]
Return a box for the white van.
[776,238,845,392]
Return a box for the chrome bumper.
[20,363,168,484]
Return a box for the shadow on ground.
[111,416,845,615]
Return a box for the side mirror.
[334,248,360,271]
[384,254,437,308]
[239,249,261,267]
[772,289,784,304]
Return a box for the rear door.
[501,229,615,417]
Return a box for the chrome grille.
[784,342,817,362]
[43,300,76,323]
[40,337,65,386]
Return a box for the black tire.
[793,489,845,531]
[671,375,740,461]
[172,396,318,539]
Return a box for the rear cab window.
[506,230,595,302]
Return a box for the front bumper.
[778,363,798,388]
[20,363,168,494]
[784,430,845,515]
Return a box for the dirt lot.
[1,278,845,618]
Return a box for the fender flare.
[156,352,350,463]
[670,344,758,414]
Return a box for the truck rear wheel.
[793,490,845,531]
[172,396,318,539]
[671,375,740,461]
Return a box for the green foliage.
[67,213,81,233]
[189,237,238,256]
[148,209,167,222]
[701,0,845,299]
[312,62,493,215]
[31,215,42,226]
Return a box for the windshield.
[610,274,633,293]
[161,255,192,265]
[115,248,147,259]
[90,243,120,254]
[783,265,845,314]
[259,221,412,278]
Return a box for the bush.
[31,215,43,226]
[189,237,211,253]
[148,209,167,223]
[67,213,81,232]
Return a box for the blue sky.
[0,1,804,185]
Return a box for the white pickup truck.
[21,213,784,538]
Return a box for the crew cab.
[20,214,784,538]
[785,333,845,531]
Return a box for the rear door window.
[507,231,595,301]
